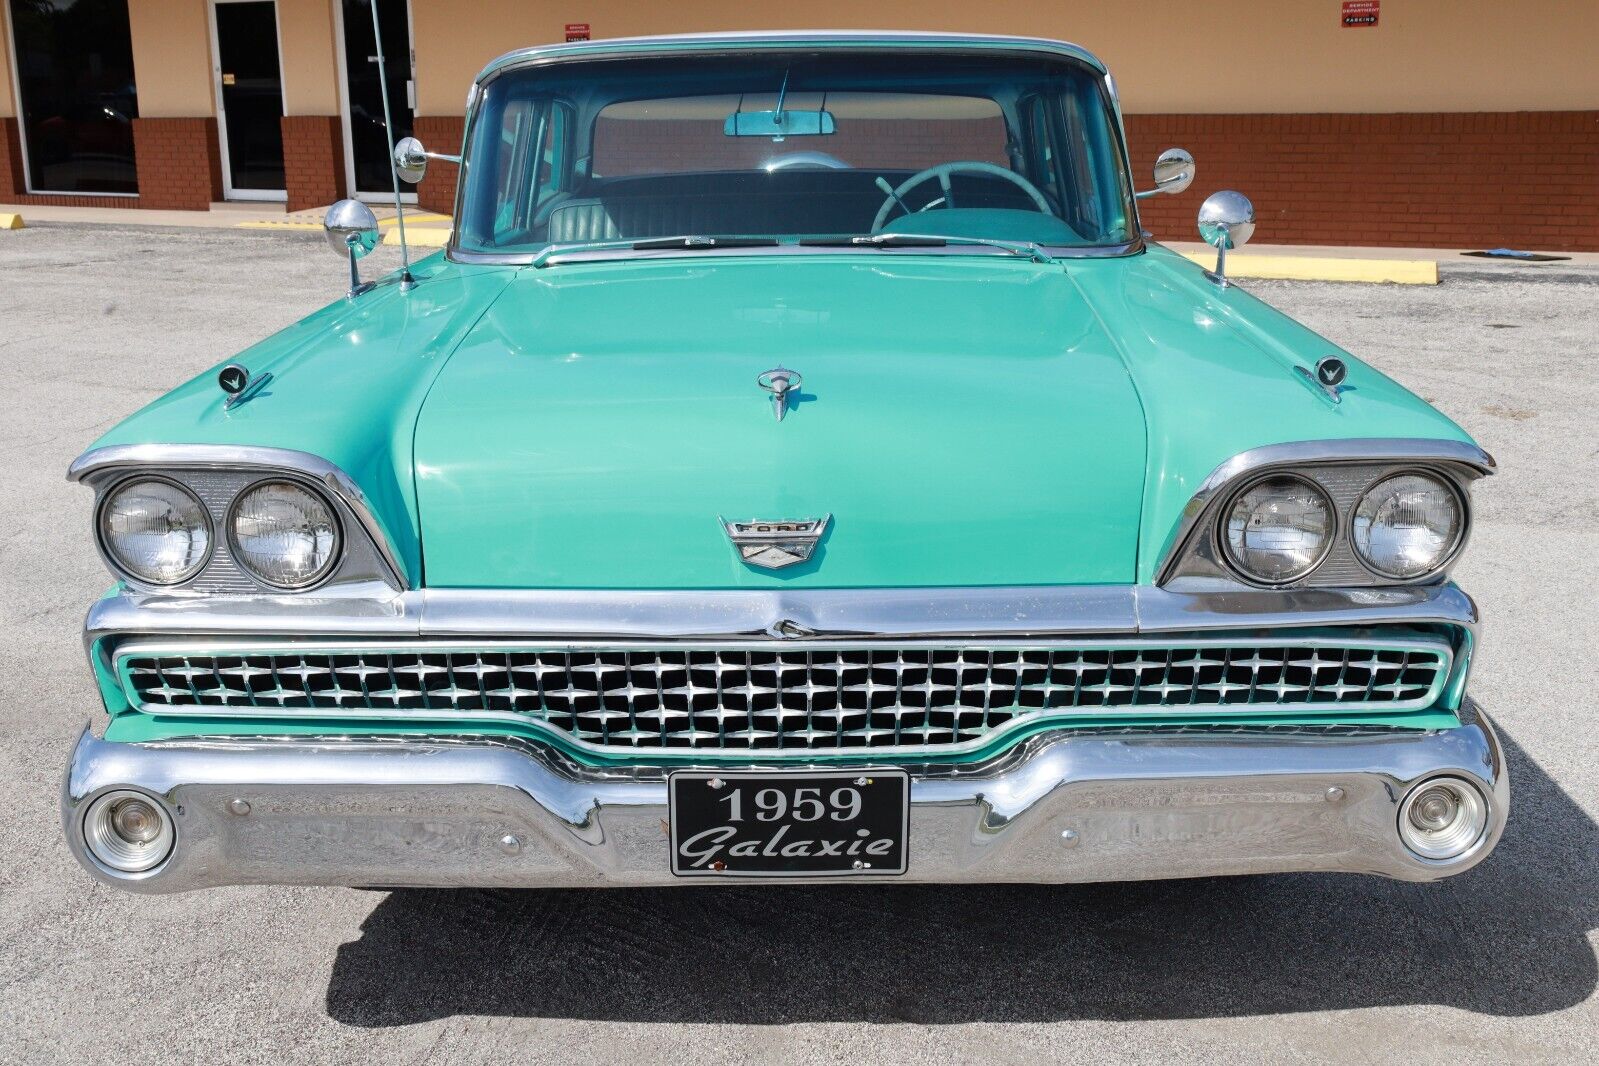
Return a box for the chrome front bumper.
[62,715,1507,893]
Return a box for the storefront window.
[7,0,139,194]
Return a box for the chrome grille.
[120,639,1452,755]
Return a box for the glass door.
[337,0,414,200]
[209,0,286,200]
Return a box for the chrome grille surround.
[118,635,1453,758]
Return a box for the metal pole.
[369,0,414,289]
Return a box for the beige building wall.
[0,5,14,119]
[277,0,341,115]
[410,0,1599,117]
[126,0,214,118]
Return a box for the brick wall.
[129,118,222,210]
[281,115,345,212]
[413,116,465,214]
[1126,111,1599,251]
[0,118,24,202]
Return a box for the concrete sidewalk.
[4,200,1595,279]
[0,200,453,247]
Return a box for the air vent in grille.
[120,640,1451,754]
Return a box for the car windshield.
[455,49,1137,258]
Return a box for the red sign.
[565,22,590,42]
[1341,1,1379,27]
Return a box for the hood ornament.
[756,366,801,421]
[721,515,830,570]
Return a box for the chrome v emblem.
[756,366,801,421]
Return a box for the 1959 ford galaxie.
[63,32,1504,891]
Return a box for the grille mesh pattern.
[122,642,1449,752]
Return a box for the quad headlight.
[1222,475,1335,584]
[228,480,341,589]
[1352,472,1464,579]
[99,478,213,585]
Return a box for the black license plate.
[669,769,909,877]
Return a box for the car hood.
[413,254,1149,588]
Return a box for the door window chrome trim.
[1155,439,1495,587]
[69,444,408,590]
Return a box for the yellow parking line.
[383,226,451,247]
[1181,252,1438,285]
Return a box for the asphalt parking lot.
[0,223,1594,1064]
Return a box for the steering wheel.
[871,161,1054,233]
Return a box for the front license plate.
[668,769,909,877]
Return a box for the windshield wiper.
[631,236,779,250]
[800,232,1056,264]
[531,235,778,267]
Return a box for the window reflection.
[8,0,139,194]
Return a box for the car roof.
[476,31,1109,86]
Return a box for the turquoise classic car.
[63,32,1504,890]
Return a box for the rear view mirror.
[724,109,836,138]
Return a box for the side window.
[534,103,568,208]
[1022,94,1099,240]
[1023,98,1062,208]
[481,99,570,244]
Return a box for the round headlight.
[1352,472,1464,579]
[99,478,212,585]
[1398,777,1489,861]
[229,480,341,589]
[1223,475,1335,584]
[82,790,174,874]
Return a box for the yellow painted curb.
[236,220,322,231]
[1181,252,1437,285]
[379,212,451,228]
[0,212,24,229]
[383,226,451,247]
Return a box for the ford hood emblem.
[721,515,830,570]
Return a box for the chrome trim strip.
[84,581,1479,645]
[68,444,410,590]
[110,634,1455,761]
[475,32,1111,85]
[1154,439,1496,587]
[60,712,1508,891]
[447,241,1144,268]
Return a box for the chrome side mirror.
[1196,190,1256,287]
[323,199,380,298]
[392,136,462,185]
[393,136,428,184]
[1135,147,1194,199]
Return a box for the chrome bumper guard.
[63,714,1507,892]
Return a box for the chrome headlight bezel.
[1156,441,1491,592]
[1350,469,1468,581]
[95,474,216,588]
[1218,473,1338,587]
[225,477,345,591]
[72,447,405,596]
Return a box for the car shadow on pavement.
[325,719,1595,1026]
